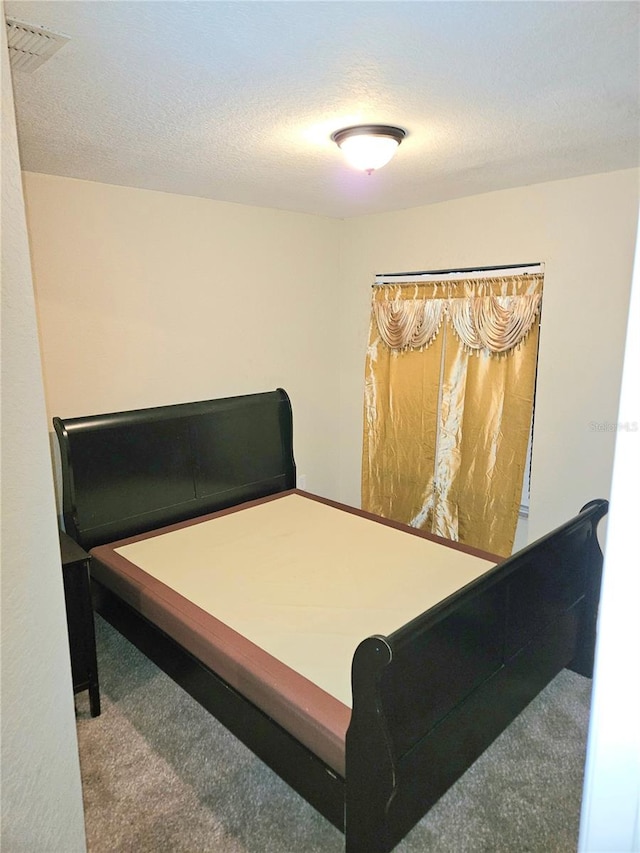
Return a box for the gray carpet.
[75,616,591,852]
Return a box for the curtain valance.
[373,275,543,355]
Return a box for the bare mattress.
[91,491,496,775]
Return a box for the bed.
[53,388,608,853]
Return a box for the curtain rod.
[376,262,542,279]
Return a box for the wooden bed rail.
[345,498,608,853]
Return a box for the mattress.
[91,492,496,775]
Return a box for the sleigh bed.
[53,389,607,853]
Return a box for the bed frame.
[54,389,608,853]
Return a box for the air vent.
[5,17,70,72]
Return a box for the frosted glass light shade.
[332,125,406,172]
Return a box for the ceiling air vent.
[5,17,70,72]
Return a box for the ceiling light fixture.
[331,124,406,174]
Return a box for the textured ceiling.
[6,1,640,218]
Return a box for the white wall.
[22,173,341,500]
[0,18,86,853]
[338,170,639,539]
[23,170,638,540]
[579,221,640,853]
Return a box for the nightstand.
[59,530,100,716]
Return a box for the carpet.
[75,615,591,852]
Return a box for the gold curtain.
[362,274,543,556]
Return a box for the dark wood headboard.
[53,389,296,550]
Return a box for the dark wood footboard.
[345,498,608,853]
